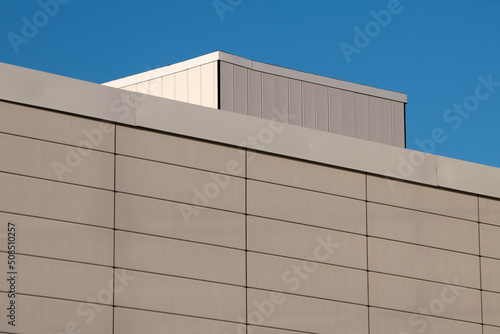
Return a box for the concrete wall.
[0,100,498,333]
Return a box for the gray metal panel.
[342,91,354,136]
[354,93,367,140]
[329,87,342,134]
[316,84,328,132]
[437,156,500,199]
[302,81,316,129]
[289,79,302,126]
[234,65,248,115]
[135,93,439,187]
[276,75,289,123]
[368,96,380,143]
[220,61,234,112]
[392,101,405,147]
[0,62,135,125]
[262,73,276,120]
[248,69,262,118]
[380,99,393,145]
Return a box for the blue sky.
[1,0,499,167]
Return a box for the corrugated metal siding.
[218,61,405,147]
[118,60,405,147]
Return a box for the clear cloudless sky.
[1,0,499,167]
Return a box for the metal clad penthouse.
[0,52,499,334]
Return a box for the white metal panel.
[187,66,201,105]
[122,84,137,92]
[289,79,302,126]
[262,73,276,120]
[380,99,393,145]
[329,87,342,134]
[393,101,405,147]
[354,93,367,140]
[276,76,289,123]
[368,96,380,143]
[302,82,316,129]
[148,78,162,97]
[342,91,354,136]
[161,74,175,100]
[136,81,149,96]
[200,62,217,108]
[234,65,248,115]
[174,70,188,103]
[220,61,234,112]
[248,69,262,118]
[316,84,328,132]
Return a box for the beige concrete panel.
[115,307,242,334]
[136,81,149,95]
[247,180,366,234]
[247,216,366,269]
[247,152,365,200]
[0,132,114,189]
[484,326,500,334]
[369,272,482,323]
[0,212,113,265]
[247,289,368,334]
[122,84,136,92]
[247,252,367,304]
[370,307,482,334]
[482,257,500,293]
[367,175,478,221]
[116,193,245,249]
[0,254,113,303]
[0,293,112,333]
[116,156,245,213]
[116,270,246,322]
[0,172,113,227]
[481,224,500,259]
[368,238,480,289]
[116,231,245,285]
[0,101,115,153]
[480,197,500,226]
[483,291,500,326]
[248,327,305,334]
[368,203,479,254]
[116,125,245,176]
